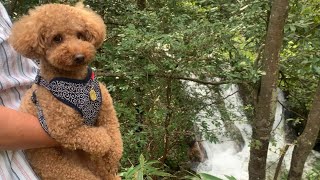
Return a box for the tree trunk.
[160,78,173,164]
[287,81,320,180]
[248,0,289,179]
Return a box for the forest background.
[3,0,320,179]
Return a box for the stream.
[187,83,320,179]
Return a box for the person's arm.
[0,106,58,150]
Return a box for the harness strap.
[31,91,50,134]
[34,73,50,91]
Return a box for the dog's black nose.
[74,54,85,64]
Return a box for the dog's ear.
[9,9,45,60]
[77,5,106,48]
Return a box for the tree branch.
[95,71,239,86]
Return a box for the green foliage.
[306,159,320,180]
[120,154,173,180]
[98,0,253,168]
[183,171,236,180]
[278,0,320,137]
[281,0,320,108]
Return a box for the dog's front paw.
[61,126,112,156]
[85,127,111,156]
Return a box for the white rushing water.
[187,82,320,180]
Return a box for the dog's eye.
[53,34,63,43]
[77,32,87,41]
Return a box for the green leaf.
[225,175,237,180]
[137,170,144,180]
[145,160,159,165]
[126,164,141,178]
[198,173,223,180]
[148,170,173,177]
[289,25,296,32]
[139,154,145,166]
[313,66,320,75]
[182,175,201,180]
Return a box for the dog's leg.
[55,126,113,156]
[26,148,100,180]
[87,156,122,180]
[88,83,123,179]
[96,83,123,158]
[32,89,114,156]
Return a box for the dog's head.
[9,3,106,71]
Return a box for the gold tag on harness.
[89,88,97,101]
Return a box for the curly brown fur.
[9,3,123,180]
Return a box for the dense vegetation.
[4,0,320,179]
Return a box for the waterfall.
[187,83,320,179]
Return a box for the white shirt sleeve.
[0,3,39,180]
[0,3,38,110]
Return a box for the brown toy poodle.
[9,3,123,180]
